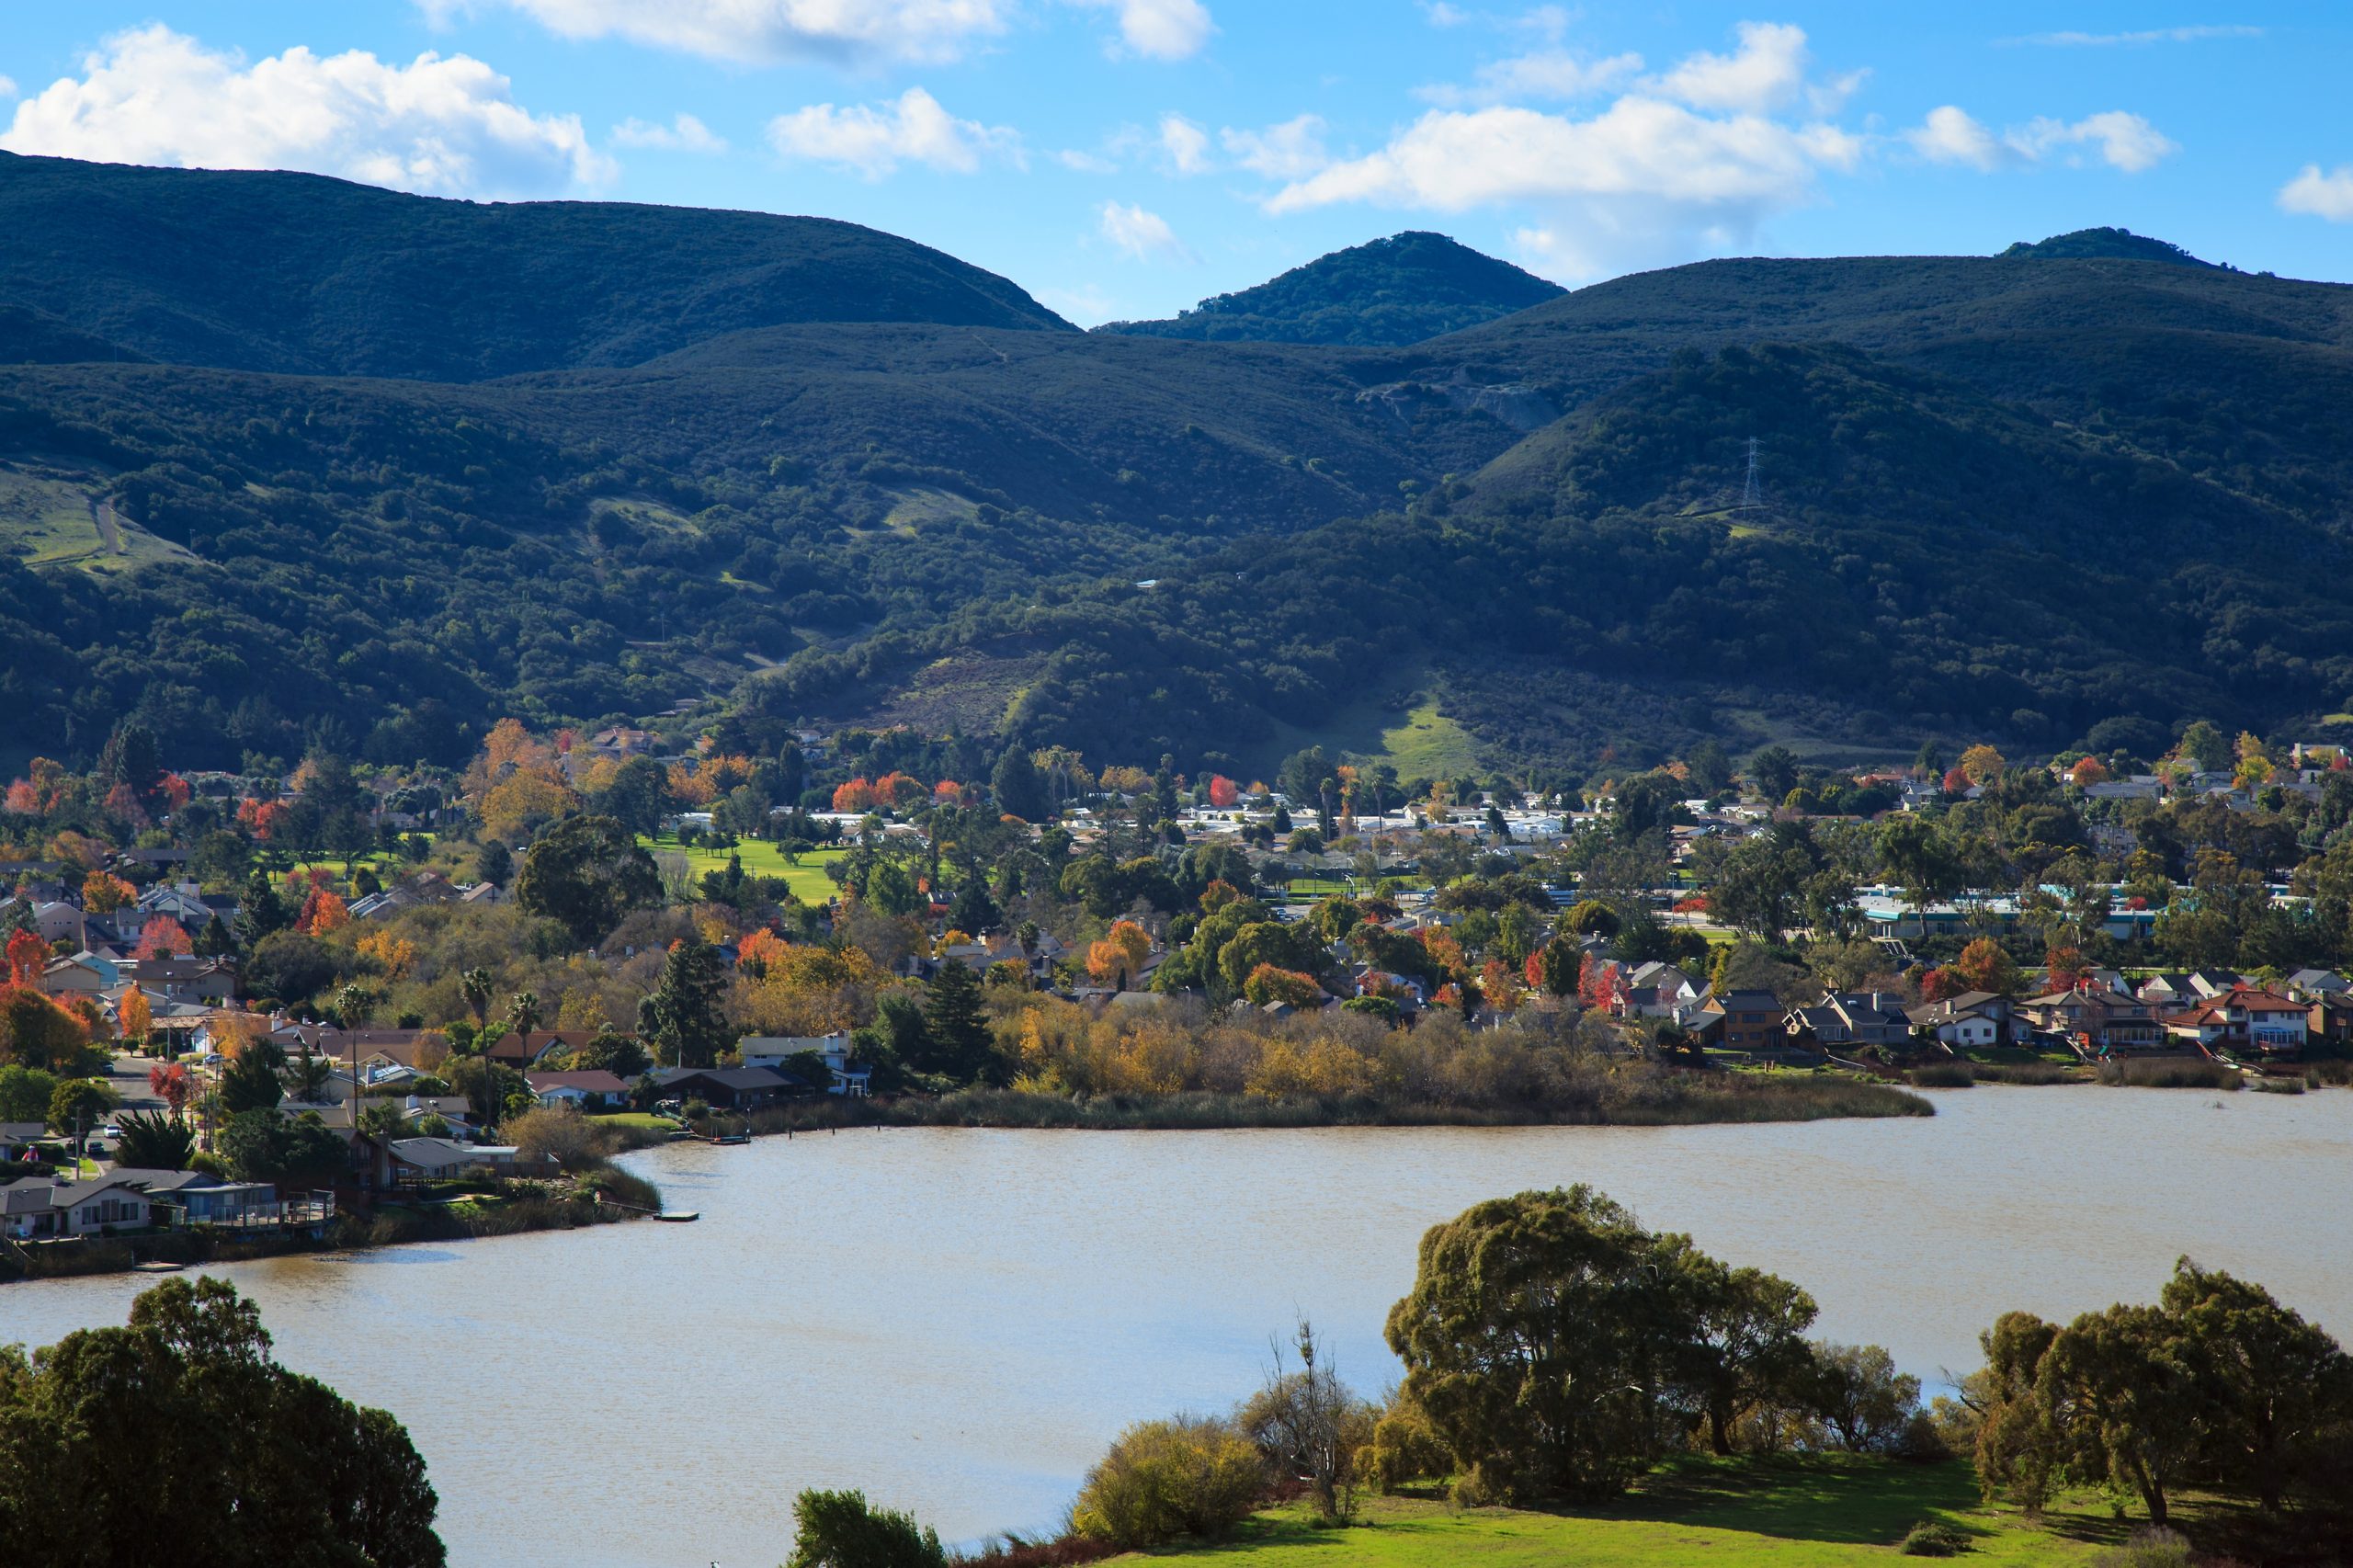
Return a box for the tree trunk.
[1708,1403,1733,1457]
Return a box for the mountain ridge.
[1094,230,1565,347]
[0,152,1073,382]
[0,160,2348,780]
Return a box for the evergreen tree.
[97,719,164,800]
[636,937,733,1068]
[947,878,1001,937]
[991,746,1049,822]
[218,1045,286,1115]
[233,869,290,950]
[920,960,998,1086]
[513,814,658,943]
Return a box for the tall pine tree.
[636,937,732,1068]
[920,960,999,1086]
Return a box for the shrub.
[1893,1410,1952,1462]
[1906,1062,1973,1088]
[1069,1415,1265,1549]
[785,1488,943,1568]
[2095,1059,2239,1089]
[1365,1397,1455,1493]
[1805,1343,1925,1454]
[2087,1528,2195,1568]
[1970,1062,2073,1085]
[1899,1520,1972,1556]
[505,1104,609,1170]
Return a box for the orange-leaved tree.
[81,870,137,913]
[1242,964,1322,1009]
[1086,919,1154,990]
[6,927,46,988]
[1951,937,2022,997]
[736,927,790,977]
[298,885,349,936]
[119,986,152,1044]
[135,916,192,960]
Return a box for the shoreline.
[1,1178,656,1286]
[693,1074,1935,1136]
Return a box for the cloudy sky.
[5,4,2349,325]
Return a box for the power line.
[1737,436,1763,512]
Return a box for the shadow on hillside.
[1579,1454,2135,1551]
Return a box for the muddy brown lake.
[6,1085,2348,1568]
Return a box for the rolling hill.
[0,152,1071,381]
[1,156,2350,783]
[1093,231,1565,347]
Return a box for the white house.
[734,1034,870,1096]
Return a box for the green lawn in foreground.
[1139,1457,2128,1565]
[639,834,847,903]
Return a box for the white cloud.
[1418,48,1643,108]
[1220,114,1329,180]
[2008,111,2177,173]
[1159,114,1211,174]
[1267,96,1848,278]
[0,24,611,199]
[1098,199,1193,260]
[0,76,17,100]
[1262,23,1888,281]
[1063,0,1214,61]
[1650,20,1810,114]
[1513,6,1573,43]
[1806,67,1869,116]
[767,86,1019,178]
[2280,165,2353,222]
[426,0,1011,66]
[1903,107,2177,175]
[2009,25,2262,47]
[1905,105,2005,170]
[1055,146,1119,173]
[611,112,726,153]
[1422,2,1471,25]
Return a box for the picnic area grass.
[1133,1455,2128,1565]
[639,833,846,903]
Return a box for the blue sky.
[4,4,2350,325]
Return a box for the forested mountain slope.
[1094,231,1564,347]
[956,342,2353,772]
[2,157,2350,781]
[0,153,1071,381]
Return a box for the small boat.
[708,1132,752,1146]
[132,1260,186,1273]
[653,1210,700,1223]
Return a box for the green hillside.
[1096,231,1565,347]
[0,152,1071,381]
[962,341,2353,774]
[3,160,2351,779]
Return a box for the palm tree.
[460,967,494,1028]
[281,1046,333,1103]
[331,982,373,1029]
[506,990,542,1039]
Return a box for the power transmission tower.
[1737,436,1763,512]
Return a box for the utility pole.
[1738,437,1764,512]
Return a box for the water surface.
[4,1087,2347,1568]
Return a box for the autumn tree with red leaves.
[135,916,193,960]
